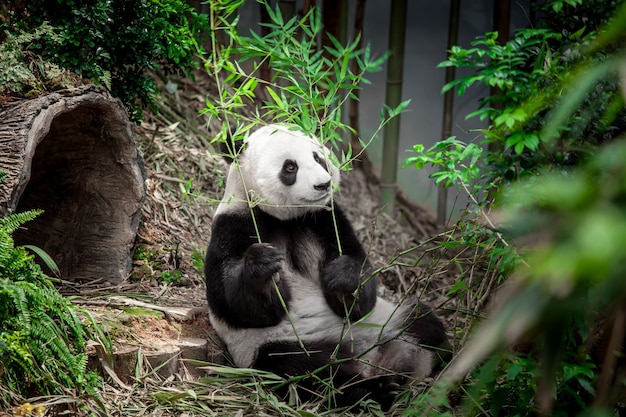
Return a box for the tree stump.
[0,85,146,285]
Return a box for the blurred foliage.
[0,0,208,120]
[405,1,626,416]
[448,137,626,417]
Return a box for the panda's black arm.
[205,213,290,328]
[314,204,377,321]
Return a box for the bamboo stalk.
[438,0,461,227]
[380,0,407,215]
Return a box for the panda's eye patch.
[279,159,298,186]
[284,160,297,173]
[313,152,328,172]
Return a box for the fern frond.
[0,209,43,235]
[0,209,104,408]
[0,281,33,327]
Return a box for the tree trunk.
[0,85,146,285]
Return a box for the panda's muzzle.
[314,180,331,191]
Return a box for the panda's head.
[219,124,341,220]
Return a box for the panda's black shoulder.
[297,203,339,224]
[210,207,288,243]
[315,203,357,234]
[299,203,361,244]
[211,209,255,236]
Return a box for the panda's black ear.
[218,134,246,164]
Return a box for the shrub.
[404,2,626,416]
[1,0,209,120]
[0,22,78,99]
[438,2,626,184]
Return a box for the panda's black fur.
[205,124,449,409]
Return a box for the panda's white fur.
[205,124,448,409]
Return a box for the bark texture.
[0,85,146,284]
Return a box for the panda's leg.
[403,301,452,369]
[253,341,401,410]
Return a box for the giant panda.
[205,124,449,410]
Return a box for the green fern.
[0,209,42,235]
[0,209,103,409]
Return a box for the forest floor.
[78,71,484,416]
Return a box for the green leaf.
[506,361,524,380]
[446,280,468,296]
[578,378,595,395]
[388,99,411,118]
[552,1,563,13]
[23,245,60,276]
[265,86,285,110]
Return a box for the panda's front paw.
[322,255,360,294]
[243,243,284,282]
[322,255,376,320]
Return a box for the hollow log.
[0,85,146,285]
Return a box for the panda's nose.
[314,180,331,191]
